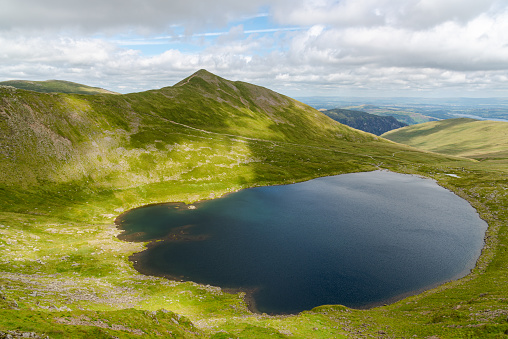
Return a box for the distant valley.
[299,96,508,125]
[322,108,407,135]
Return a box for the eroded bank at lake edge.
[115,171,487,315]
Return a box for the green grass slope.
[382,118,508,159]
[0,69,381,190]
[0,80,119,95]
[0,71,507,338]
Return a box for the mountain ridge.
[0,69,385,189]
[0,79,119,95]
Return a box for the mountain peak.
[174,69,223,87]
[194,69,214,77]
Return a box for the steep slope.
[0,69,383,189]
[382,118,508,158]
[132,69,375,143]
[0,79,119,95]
[324,108,407,135]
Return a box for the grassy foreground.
[0,72,507,338]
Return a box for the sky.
[1,0,508,97]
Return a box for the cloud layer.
[1,0,507,97]
[0,0,278,34]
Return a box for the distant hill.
[382,118,508,159]
[323,108,407,135]
[298,97,508,124]
[0,79,119,95]
[342,104,438,125]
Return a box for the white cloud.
[403,0,499,28]
[271,0,502,30]
[0,0,288,35]
[276,7,508,74]
[272,0,389,28]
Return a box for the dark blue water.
[117,171,487,314]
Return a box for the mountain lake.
[116,170,487,314]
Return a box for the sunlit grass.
[383,118,508,158]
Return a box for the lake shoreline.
[127,246,267,314]
[114,170,487,316]
[126,239,478,316]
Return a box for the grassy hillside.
[324,108,407,135]
[0,70,380,189]
[0,71,507,338]
[382,118,508,159]
[0,79,119,95]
